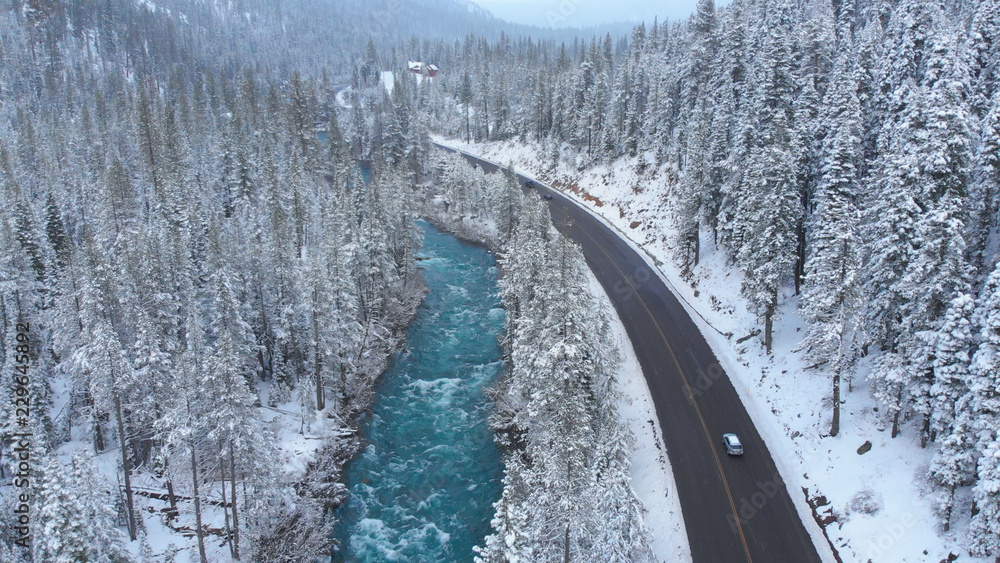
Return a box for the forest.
[0,0,652,560]
[411,0,1000,555]
[5,0,1000,559]
[0,0,436,560]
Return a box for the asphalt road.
[436,144,826,563]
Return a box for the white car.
[722,433,744,456]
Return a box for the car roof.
[723,433,741,443]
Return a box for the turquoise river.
[333,220,505,562]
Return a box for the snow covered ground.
[380,71,395,94]
[49,382,343,562]
[586,272,692,563]
[436,136,978,563]
[334,72,395,110]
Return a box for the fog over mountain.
[471,0,733,28]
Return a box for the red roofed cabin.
[408,62,439,78]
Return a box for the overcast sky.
[471,0,732,29]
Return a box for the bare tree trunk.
[0,298,7,348]
[943,484,955,532]
[764,304,774,354]
[190,432,208,563]
[830,368,841,437]
[314,290,325,411]
[70,277,84,332]
[563,458,572,563]
[339,356,348,412]
[891,387,903,438]
[794,220,806,295]
[164,458,178,519]
[230,445,241,560]
[921,413,930,448]
[259,287,271,379]
[292,189,304,256]
[563,523,571,563]
[114,393,137,541]
[140,96,161,199]
[693,227,700,267]
[94,410,106,452]
[587,116,592,157]
[289,326,302,386]
[220,456,234,559]
[163,459,177,517]
[483,99,489,140]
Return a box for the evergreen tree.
[674,102,711,273]
[729,0,800,353]
[460,72,473,143]
[970,95,1000,273]
[382,94,406,166]
[862,121,922,357]
[44,191,70,272]
[34,454,133,563]
[969,0,1000,118]
[689,1,794,348]
[204,268,269,558]
[896,33,973,445]
[969,263,1000,556]
[927,293,977,530]
[799,51,864,436]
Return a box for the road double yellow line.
[559,205,755,563]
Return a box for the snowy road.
[437,143,826,563]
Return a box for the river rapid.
[333,220,505,562]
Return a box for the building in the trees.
[408,61,439,78]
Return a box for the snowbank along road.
[435,143,827,563]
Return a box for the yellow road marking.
[559,205,755,563]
